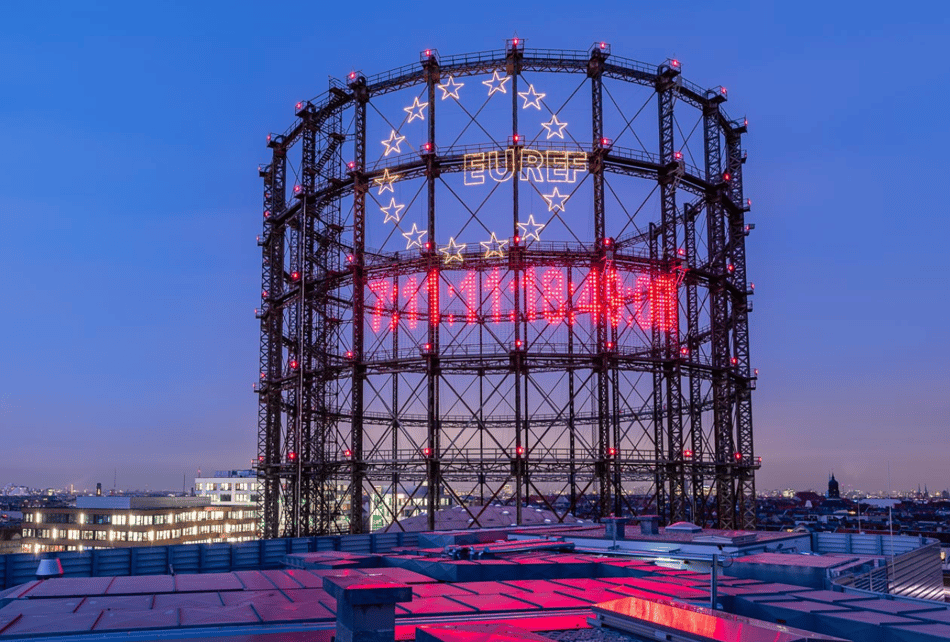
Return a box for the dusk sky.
[1,1,947,495]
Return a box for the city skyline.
[1,2,947,495]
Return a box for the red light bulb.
[289,359,298,369]
[671,59,680,68]
[512,38,519,46]
[424,49,431,57]
[291,271,300,280]
[343,449,352,458]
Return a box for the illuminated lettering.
[463,148,589,185]
[362,269,679,337]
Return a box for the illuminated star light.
[373,168,401,195]
[517,215,546,242]
[439,237,467,264]
[381,198,405,224]
[480,232,509,258]
[381,129,406,156]
[518,84,546,110]
[438,76,464,100]
[541,187,570,212]
[482,71,511,97]
[403,96,429,123]
[540,114,569,139]
[402,223,427,249]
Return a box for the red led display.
[363,266,679,334]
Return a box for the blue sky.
[1,1,947,495]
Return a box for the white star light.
[540,114,569,139]
[402,223,427,249]
[381,198,405,224]
[381,129,406,156]
[518,84,545,110]
[517,215,546,242]
[541,187,570,212]
[480,232,509,259]
[373,168,400,195]
[439,237,467,264]
[403,96,429,123]
[438,76,464,100]
[482,71,511,97]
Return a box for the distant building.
[194,470,260,506]
[20,496,256,554]
[827,474,840,499]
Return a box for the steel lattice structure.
[255,41,758,537]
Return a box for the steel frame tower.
[255,42,758,537]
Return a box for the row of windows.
[24,522,254,542]
[196,482,259,492]
[25,509,255,525]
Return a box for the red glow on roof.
[605,341,614,350]
[603,237,612,246]
[730,357,738,365]
[722,172,731,182]
[258,456,264,462]
[289,359,298,370]
[294,184,302,193]
[734,452,742,460]
[347,161,355,169]
[295,101,303,111]
[512,38,519,46]
[600,42,606,49]
[343,449,352,458]
[673,151,683,160]
[607,447,616,457]
[677,247,686,256]
[721,87,728,94]
[422,447,431,457]
[513,235,520,245]
[291,271,300,280]
[601,137,610,146]
[514,339,523,349]
[349,72,356,79]
[288,451,296,460]
[424,49,431,57]
[516,446,525,456]
[344,350,354,359]
[263,210,270,218]
[671,59,680,68]
[683,449,693,459]
[423,343,432,352]
[727,263,735,273]
[680,346,689,355]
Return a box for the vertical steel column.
[567,266,577,515]
[258,143,286,539]
[683,203,705,525]
[656,64,686,524]
[422,55,441,531]
[650,224,666,521]
[507,40,524,525]
[704,96,736,528]
[725,121,756,529]
[350,77,369,534]
[298,110,319,535]
[588,46,611,518]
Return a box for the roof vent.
[665,521,702,533]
